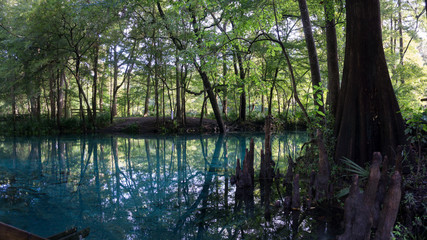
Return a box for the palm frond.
[342,157,369,180]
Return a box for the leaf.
[317,110,325,117]
[341,157,369,180]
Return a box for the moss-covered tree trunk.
[335,0,406,166]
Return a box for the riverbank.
[100,116,306,135]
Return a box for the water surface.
[0,132,338,239]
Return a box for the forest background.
[0,0,425,136]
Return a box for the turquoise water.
[0,132,337,239]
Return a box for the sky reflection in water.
[0,132,341,239]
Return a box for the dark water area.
[0,132,340,239]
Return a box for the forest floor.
[99,116,266,134]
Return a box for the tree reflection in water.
[0,133,338,239]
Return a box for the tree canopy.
[0,0,426,161]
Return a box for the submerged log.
[48,228,77,240]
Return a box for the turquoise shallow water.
[0,132,338,239]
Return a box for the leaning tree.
[334,0,407,166]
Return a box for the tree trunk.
[111,46,118,121]
[92,40,99,122]
[261,94,265,113]
[56,67,64,130]
[126,67,131,117]
[73,56,93,126]
[143,60,152,117]
[155,55,159,125]
[324,0,340,116]
[49,70,56,120]
[64,72,70,118]
[335,0,406,166]
[222,53,228,118]
[175,51,181,124]
[198,69,226,133]
[398,0,404,83]
[234,51,246,122]
[11,83,16,132]
[298,0,325,115]
[181,71,187,126]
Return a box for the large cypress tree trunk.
[335,0,406,166]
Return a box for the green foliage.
[404,107,427,145]
[341,156,370,180]
[0,0,424,135]
[124,123,140,134]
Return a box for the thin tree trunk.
[49,70,56,120]
[181,70,187,126]
[155,54,159,124]
[398,0,404,83]
[261,94,265,113]
[11,83,16,132]
[56,67,64,130]
[222,53,228,117]
[126,68,131,116]
[162,77,165,124]
[234,51,246,122]
[298,0,325,115]
[324,0,340,116]
[64,72,69,118]
[92,40,99,122]
[111,46,118,121]
[175,51,181,124]
[143,63,152,117]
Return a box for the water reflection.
[0,133,340,239]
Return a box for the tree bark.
[324,0,340,116]
[335,0,406,166]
